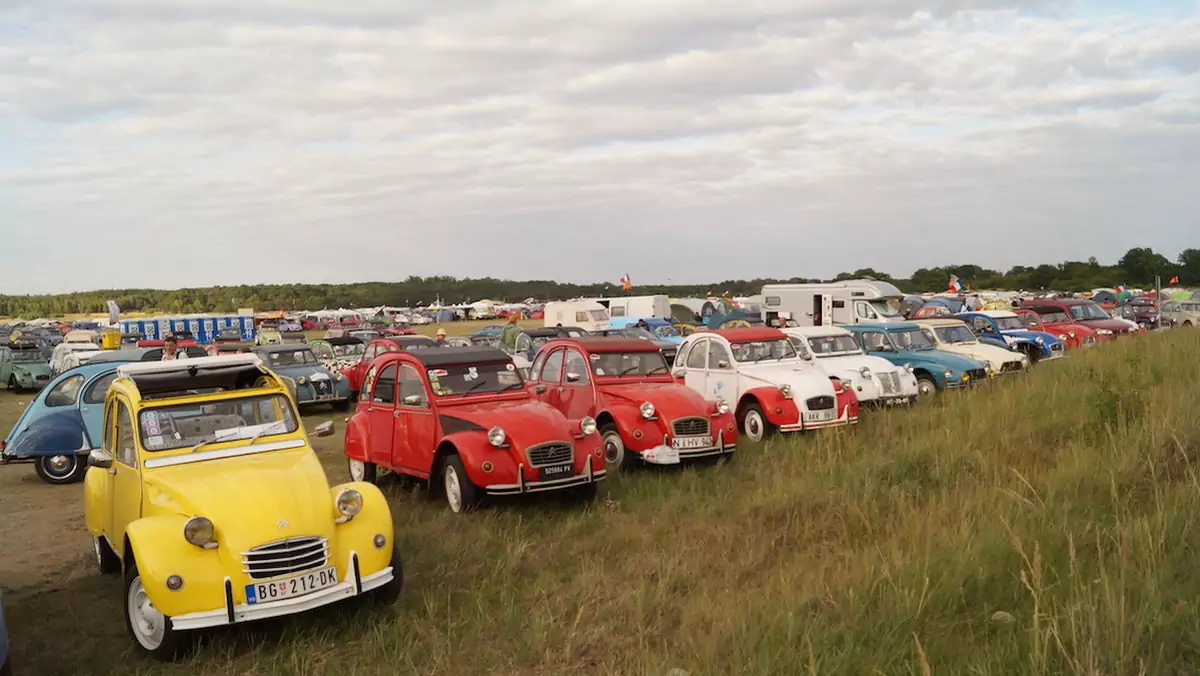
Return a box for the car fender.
[343,412,371,463]
[598,405,662,452]
[4,408,89,458]
[741,386,800,426]
[125,514,228,618]
[440,431,511,487]
[328,481,394,579]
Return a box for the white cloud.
[0,0,1197,294]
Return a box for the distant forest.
[2,247,1196,318]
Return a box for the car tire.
[371,541,404,606]
[576,480,598,502]
[332,399,351,412]
[916,376,937,397]
[34,454,87,485]
[440,455,480,514]
[124,561,187,661]
[348,458,377,484]
[737,402,774,442]
[599,423,627,471]
[7,376,20,394]
[94,536,121,575]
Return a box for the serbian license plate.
[803,410,836,423]
[672,436,712,450]
[246,566,338,605]
[538,463,574,481]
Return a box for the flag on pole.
[619,274,632,291]
[1169,276,1180,285]
[948,275,963,292]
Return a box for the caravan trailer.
[761,279,906,327]
[595,294,670,320]
[543,300,610,333]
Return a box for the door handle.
[393,410,400,418]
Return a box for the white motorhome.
[595,294,670,320]
[542,300,610,332]
[761,279,906,327]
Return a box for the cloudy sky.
[2,0,1197,294]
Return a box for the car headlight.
[1068,331,1076,339]
[904,363,914,373]
[183,516,215,548]
[639,401,656,419]
[488,426,506,447]
[334,372,343,381]
[580,416,597,436]
[777,384,793,399]
[298,376,307,384]
[1035,336,1044,344]
[858,366,872,379]
[942,369,953,380]
[715,400,730,415]
[336,488,363,517]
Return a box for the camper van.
[595,294,670,320]
[542,300,610,333]
[761,279,906,327]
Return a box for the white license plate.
[803,410,836,423]
[642,445,681,465]
[671,436,712,450]
[246,566,338,605]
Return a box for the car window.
[373,364,398,404]
[563,349,590,383]
[855,302,874,320]
[540,349,564,383]
[861,332,891,351]
[398,364,427,407]
[363,344,379,362]
[0,348,9,364]
[83,372,119,405]
[575,311,587,322]
[45,374,85,407]
[685,341,708,369]
[970,317,992,333]
[104,400,117,455]
[116,401,137,467]
[362,365,378,396]
[707,342,732,369]
[528,352,547,382]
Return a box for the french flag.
[948,275,963,292]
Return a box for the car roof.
[914,318,969,327]
[322,336,364,346]
[116,355,272,401]
[847,322,920,331]
[551,337,660,353]
[781,326,852,337]
[254,343,313,353]
[968,310,1017,318]
[388,346,513,368]
[702,327,787,342]
[386,335,436,345]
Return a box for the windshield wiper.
[618,365,642,376]
[248,420,288,446]
[647,366,670,374]
[456,378,492,397]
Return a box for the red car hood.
[598,380,712,418]
[1074,318,1133,332]
[438,398,575,445]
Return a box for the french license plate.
[538,463,574,481]
[642,445,681,465]
[671,436,712,450]
[803,410,836,423]
[316,394,335,401]
[246,566,338,605]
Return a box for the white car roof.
[116,354,262,377]
[781,326,852,337]
[975,310,1017,318]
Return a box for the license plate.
[671,436,712,450]
[246,566,338,605]
[642,445,681,465]
[316,394,335,401]
[803,410,836,423]
[538,463,574,481]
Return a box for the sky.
[1,0,1198,295]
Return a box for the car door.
[0,347,11,383]
[109,399,141,550]
[365,363,398,469]
[558,348,596,419]
[351,343,381,393]
[538,349,566,412]
[705,341,738,402]
[80,371,119,449]
[395,364,436,475]
[969,316,999,339]
[526,351,550,401]
[682,339,709,395]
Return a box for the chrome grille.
[878,372,900,395]
[312,379,333,395]
[806,395,835,411]
[526,442,573,467]
[1083,336,1096,346]
[242,536,328,580]
[672,417,709,437]
[966,369,987,382]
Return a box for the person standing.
[500,314,521,350]
[161,335,189,360]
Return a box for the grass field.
[2,330,1199,674]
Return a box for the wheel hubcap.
[128,577,165,650]
[348,459,364,481]
[746,413,763,441]
[444,467,463,512]
[603,432,623,466]
[49,455,70,471]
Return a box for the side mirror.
[534,384,547,395]
[402,394,424,407]
[717,360,729,369]
[88,450,113,469]
[313,421,335,437]
[565,372,582,383]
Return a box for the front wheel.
[34,454,88,484]
[348,458,377,484]
[332,399,351,412]
[599,423,626,471]
[7,376,21,393]
[737,402,775,442]
[125,561,188,660]
[440,455,480,514]
[916,376,937,397]
[371,541,404,606]
[576,481,598,503]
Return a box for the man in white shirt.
[161,335,189,360]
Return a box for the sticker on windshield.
[589,353,600,360]
[505,363,515,371]
[146,435,163,449]
[429,369,448,377]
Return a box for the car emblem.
[277,519,289,530]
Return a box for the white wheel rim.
[602,431,624,467]
[444,466,463,513]
[128,576,165,650]
[348,459,365,482]
[744,411,764,442]
[918,381,935,396]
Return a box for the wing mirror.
[565,372,582,383]
[402,394,424,407]
[717,360,729,369]
[312,421,335,437]
[88,450,113,469]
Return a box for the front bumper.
[170,551,393,632]
[637,430,736,464]
[778,406,857,432]
[485,460,607,496]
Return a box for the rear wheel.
[34,454,87,484]
[737,402,774,442]
[600,424,626,471]
[348,458,377,484]
[125,561,187,660]
[441,455,480,514]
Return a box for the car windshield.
[139,394,298,452]
[12,349,43,363]
[934,325,977,344]
[1019,314,1044,330]
[621,327,658,341]
[993,317,1024,331]
[889,329,935,351]
[1068,303,1111,321]
[333,343,364,357]
[653,325,681,338]
[870,300,902,318]
[730,339,797,363]
[806,335,862,356]
[268,349,317,366]
[1182,303,1200,311]
[428,362,524,396]
[590,351,670,377]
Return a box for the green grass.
[5,331,1200,674]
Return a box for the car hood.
[143,447,335,550]
[999,329,1059,344]
[937,342,1020,367]
[814,354,899,375]
[268,363,336,379]
[1075,317,1134,331]
[438,398,575,444]
[736,361,836,394]
[895,349,985,372]
[598,380,711,414]
[12,362,51,375]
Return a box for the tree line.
[2,248,1195,319]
